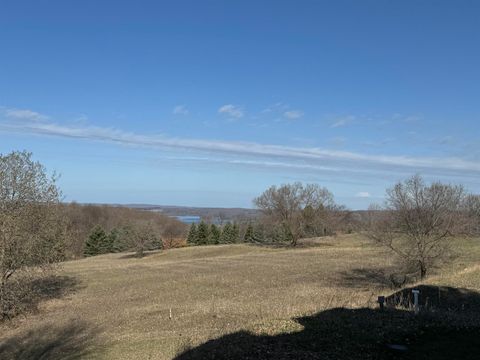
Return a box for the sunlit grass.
[1,234,478,359]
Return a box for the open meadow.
[0,234,479,359]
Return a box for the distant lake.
[173,215,201,224]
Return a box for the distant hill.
[123,204,260,223]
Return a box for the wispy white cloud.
[173,105,189,115]
[361,137,395,148]
[330,115,355,128]
[3,108,49,122]
[1,116,479,178]
[283,110,304,120]
[355,192,371,198]
[392,113,422,123]
[218,104,244,118]
[261,102,288,114]
[261,103,304,121]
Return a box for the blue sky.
[1,0,479,209]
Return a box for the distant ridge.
[75,203,259,223]
[129,205,259,222]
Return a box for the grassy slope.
[0,234,479,359]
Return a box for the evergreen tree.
[244,224,255,243]
[220,223,230,243]
[84,225,107,256]
[220,223,236,243]
[209,224,221,244]
[113,225,136,252]
[187,223,198,246]
[108,228,120,252]
[102,228,114,253]
[148,234,163,250]
[253,224,266,243]
[110,227,131,252]
[232,223,240,243]
[196,221,210,245]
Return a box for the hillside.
[0,234,479,359]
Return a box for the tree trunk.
[419,262,427,279]
[291,237,297,247]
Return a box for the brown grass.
[0,234,479,359]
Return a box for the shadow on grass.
[338,267,394,289]
[175,286,480,360]
[1,275,81,321]
[248,241,334,249]
[118,250,161,259]
[30,275,82,302]
[338,266,421,290]
[0,320,101,360]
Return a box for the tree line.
[62,202,187,258]
[186,221,240,245]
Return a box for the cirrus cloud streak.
[1,115,479,179]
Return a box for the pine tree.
[110,227,131,253]
[148,235,163,250]
[97,227,114,254]
[102,228,114,253]
[253,224,265,243]
[84,225,107,256]
[196,221,210,245]
[244,224,255,243]
[220,223,236,243]
[209,224,221,244]
[232,223,240,243]
[113,225,135,252]
[108,228,120,252]
[187,223,198,246]
[220,223,230,243]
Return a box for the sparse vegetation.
[367,175,472,280]
[0,151,66,319]
[464,194,480,235]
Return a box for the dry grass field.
[1,234,479,359]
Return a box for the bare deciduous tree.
[61,202,185,258]
[253,182,337,246]
[463,194,480,235]
[131,221,160,257]
[0,151,66,318]
[368,175,468,280]
[161,219,186,249]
